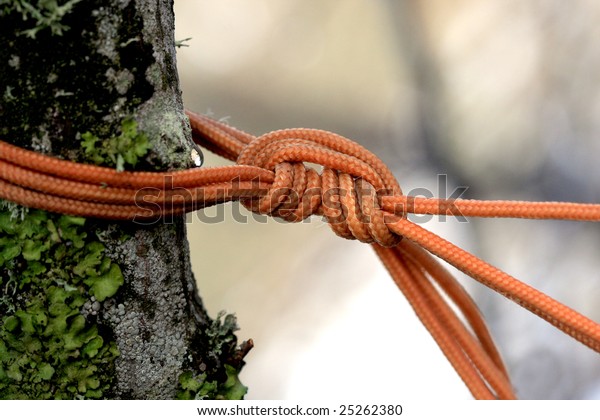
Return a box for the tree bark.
[0,0,248,399]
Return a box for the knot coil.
[237,128,403,247]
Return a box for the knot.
[236,128,403,247]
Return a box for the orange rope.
[1,109,599,399]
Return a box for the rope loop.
[236,128,403,247]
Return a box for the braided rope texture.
[1,109,600,399]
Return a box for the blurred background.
[174,0,600,399]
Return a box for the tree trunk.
[0,0,248,399]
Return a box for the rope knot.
[237,128,403,247]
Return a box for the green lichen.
[205,311,240,362]
[0,0,82,38]
[0,205,123,399]
[175,311,248,400]
[81,118,150,171]
[176,365,247,400]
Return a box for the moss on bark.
[0,207,122,399]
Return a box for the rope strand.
[384,196,600,221]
